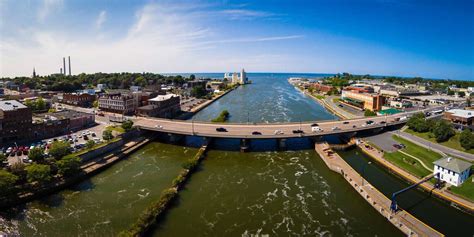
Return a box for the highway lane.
[134,106,445,139]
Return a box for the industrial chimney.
[63,57,66,75]
[68,56,71,76]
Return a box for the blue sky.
[1,0,473,80]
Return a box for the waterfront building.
[310,83,334,94]
[226,69,248,85]
[240,68,247,84]
[0,100,33,143]
[98,93,137,115]
[389,99,413,109]
[137,94,180,118]
[344,85,374,93]
[433,157,471,187]
[444,109,474,126]
[341,90,385,111]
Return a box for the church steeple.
[32,67,37,78]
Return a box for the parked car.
[292,129,304,134]
[343,121,349,124]
[252,131,262,135]
[91,132,96,137]
[352,125,357,128]
[380,121,386,124]
[312,127,323,132]
[216,127,227,132]
[310,123,319,127]
[155,125,163,129]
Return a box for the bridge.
[134,107,443,139]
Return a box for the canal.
[1,73,472,236]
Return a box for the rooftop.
[433,157,471,173]
[149,94,178,102]
[446,109,474,119]
[0,100,27,111]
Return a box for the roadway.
[134,106,444,139]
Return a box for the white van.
[312,127,323,132]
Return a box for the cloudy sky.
[1,0,473,80]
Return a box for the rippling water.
[151,149,401,236]
[0,143,197,236]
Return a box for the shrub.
[122,120,134,132]
[103,130,114,141]
[211,110,230,122]
[25,164,51,184]
[86,140,95,149]
[364,109,376,117]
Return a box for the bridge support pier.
[276,138,287,150]
[240,139,250,152]
[168,133,185,144]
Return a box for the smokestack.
[63,57,66,75]
[68,56,71,76]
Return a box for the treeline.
[322,72,474,89]
[407,113,474,150]
[1,73,201,92]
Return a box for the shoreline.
[356,139,474,214]
[0,133,155,210]
[315,141,444,237]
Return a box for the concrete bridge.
[134,107,443,140]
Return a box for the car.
[47,139,53,144]
[343,121,349,124]
[98,112,105,116]
[380,121,386,124]
[366,120,374,125]
[155,125,163,129]
[23,149,29,155]
[30,145,35,150]
[393,144,402,149]
[216,127,227,132]
[91,132,96,137]
[93,138,101,143]
[312,127,323,132]
[16,150,22,156]
[352,125,357,128]
[292,129,304,134]
[338,104,343,107]
[399,116,408,121]
[84,135,89,140]
[310,123,319,127]
[78,134,83,138]
[332,126,340,131]
[252,131,262,135]
[274,130,284,135]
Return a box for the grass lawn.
[392,135,442,164]
[106,125,125,134]
[383,151,432,178]
[314,94,325,100]
[405,129,474,155]
[332,98,340,103]
[449,178,474,202]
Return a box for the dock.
[315,142,444,237]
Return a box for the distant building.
[341,90,385,111]
[97,84,107,91]
[390,99,413,109]
[225,68,248,85]
[137,94,180,118]
[130,86,142,92]
[0,100,33,143]
[311,83,334,94]
[98,93,137,115]
[61,93,96,107]
[344,85,374,93]
[207,81,225,92]
[433,157,471,187]
[444,109,474,126]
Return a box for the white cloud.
[95,10,107,29]
[220,9,275,20]
[0,2,304,77]
[37,0,63,22]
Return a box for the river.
[1,73,471,236]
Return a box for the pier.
[315,142,444,237]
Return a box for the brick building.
[98,93,137,115]
[341,90,385,111]
[61,93,96,107]
[0,100,33,143]
[444,109,474,126]
[137,94,180,118]
[310,83,334,94]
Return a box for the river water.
[1,73,471,236]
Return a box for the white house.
[433,157,471,187]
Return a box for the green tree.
[432,120,455,142]
[191,86,207,98]
[211,110,230,122]
[458,91,466,98]
[85,140,95,149]
[406,113,430,133]
[49,141,71,160]
[56,155,82,176]
[459,129,474,150]
[447,89,455,96]
[28,147,44,162]
[364,109,377,117]
[93,100,99,108]
[0,170,18,195]
[25,164,51,184]
[190,74,196,80]
[103,130,114,140]
[36,97,46,111]
[122,120,134,132]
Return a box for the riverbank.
[0,133,155,210]
[315,142,444,237]
[176,85,239,120]
[357,138,474,213]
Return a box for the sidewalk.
[393,131,474,162]
[357,139,474,213]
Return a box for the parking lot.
[1,123,106,166]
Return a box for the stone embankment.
[0,133,155,209]
[357,139,474,213]
[315,142,444,237]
